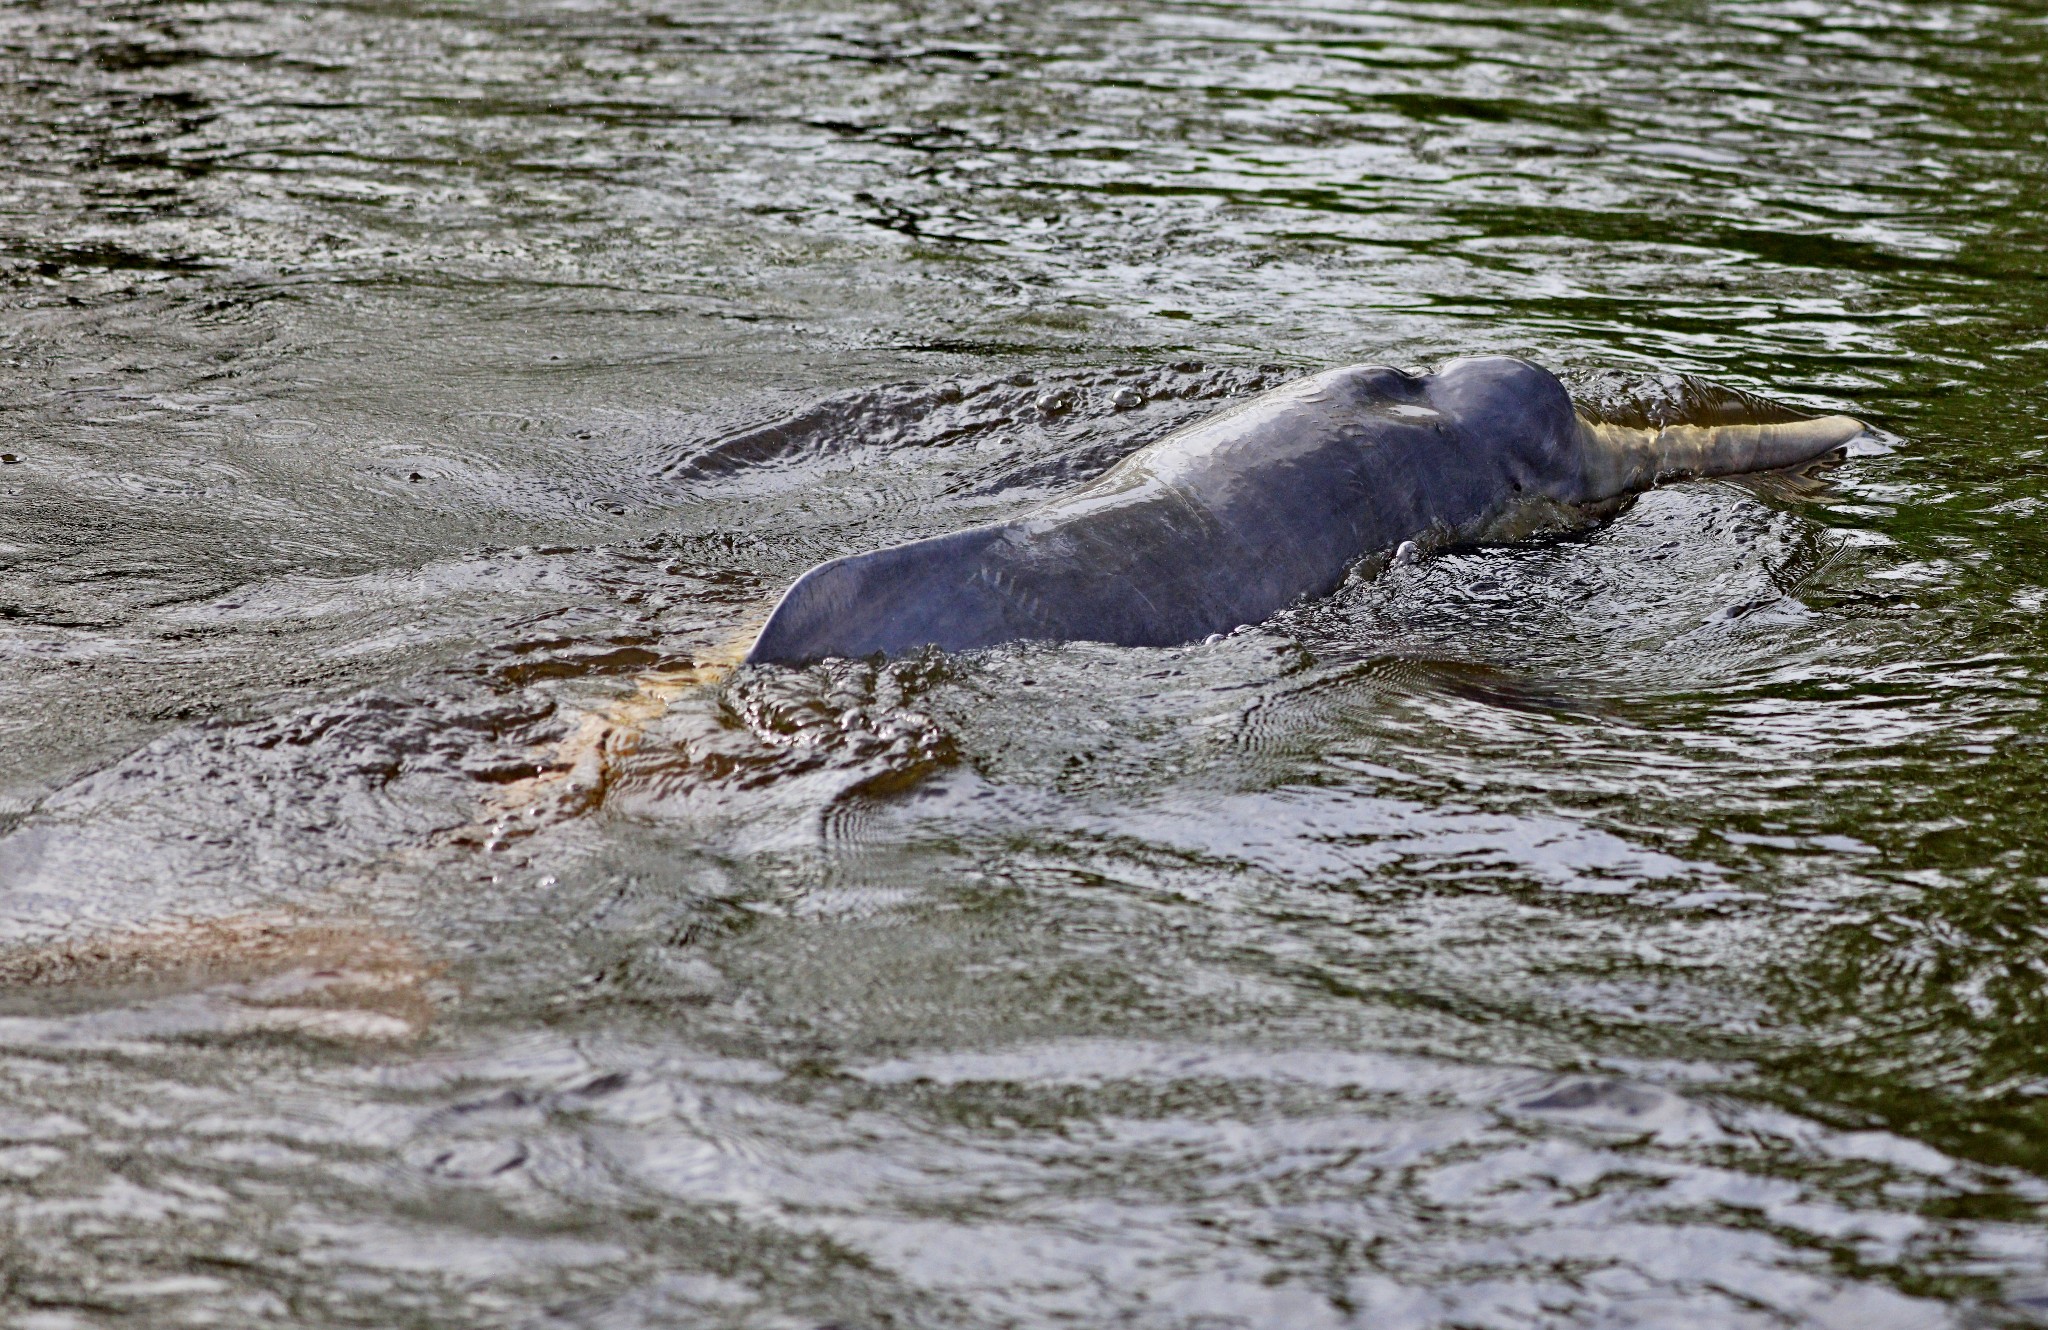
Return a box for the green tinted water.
[1,1,2046,1325]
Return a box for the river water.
[1,0,2045,1325]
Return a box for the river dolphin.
[744,356,1864,665]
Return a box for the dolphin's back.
[746,363,1458,664]
[744,526,1018,664]
[744,499,1270,665]
[743,356,1858,666]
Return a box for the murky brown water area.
[3,0,2047,1325]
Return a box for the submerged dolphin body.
[745,357,1864,666]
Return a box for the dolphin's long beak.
[1576,413,1868,500]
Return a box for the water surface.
[2,0,2047,1325]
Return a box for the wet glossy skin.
[749,358,1579,662]
[748,356,1857,663]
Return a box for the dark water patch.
[661,361,1280,492]
[1564,366,1847,432]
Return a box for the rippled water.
[2,0,2046,1324]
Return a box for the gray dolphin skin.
[744,356,1865,666]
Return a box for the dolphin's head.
[1421,356,1585,503]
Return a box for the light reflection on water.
[1,0,2046,1324]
